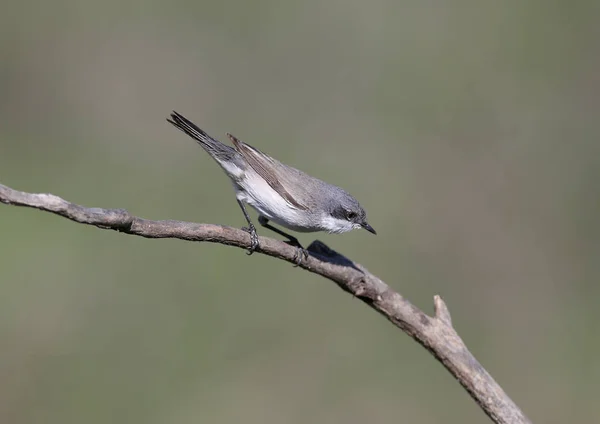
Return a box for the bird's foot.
[241,224,260,255]
[285,237,308,266]
[292,246,309,266]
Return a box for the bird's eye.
[346,211,357,220]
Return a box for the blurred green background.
[1,1,599,423]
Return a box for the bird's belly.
[234,178,319,233]
[266,214,319,233]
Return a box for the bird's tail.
[167,111,239,162]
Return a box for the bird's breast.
[234,173,321,232]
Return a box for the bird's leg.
[237,200,259,254]
[258,216,308,265]
[258,216,301,245]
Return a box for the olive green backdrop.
[1,1,599,423]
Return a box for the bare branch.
[434,294,453,326]
[0,182,531,424]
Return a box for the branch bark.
[0,182,531,424]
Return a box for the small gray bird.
[167,111,375,259]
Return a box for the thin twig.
[0,182,531,424]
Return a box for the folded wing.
[227,133,309,211]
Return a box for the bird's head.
[322,192,376,235]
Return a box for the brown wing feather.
[227,133,308,210]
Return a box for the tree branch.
[0,182,531,424]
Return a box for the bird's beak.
[361,222,377,235]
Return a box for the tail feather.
[167,111,238,161]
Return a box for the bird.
[167,111,375,261]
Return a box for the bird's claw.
[242,224,260,255]
[292,246,309,266]
[284,238,308,266]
